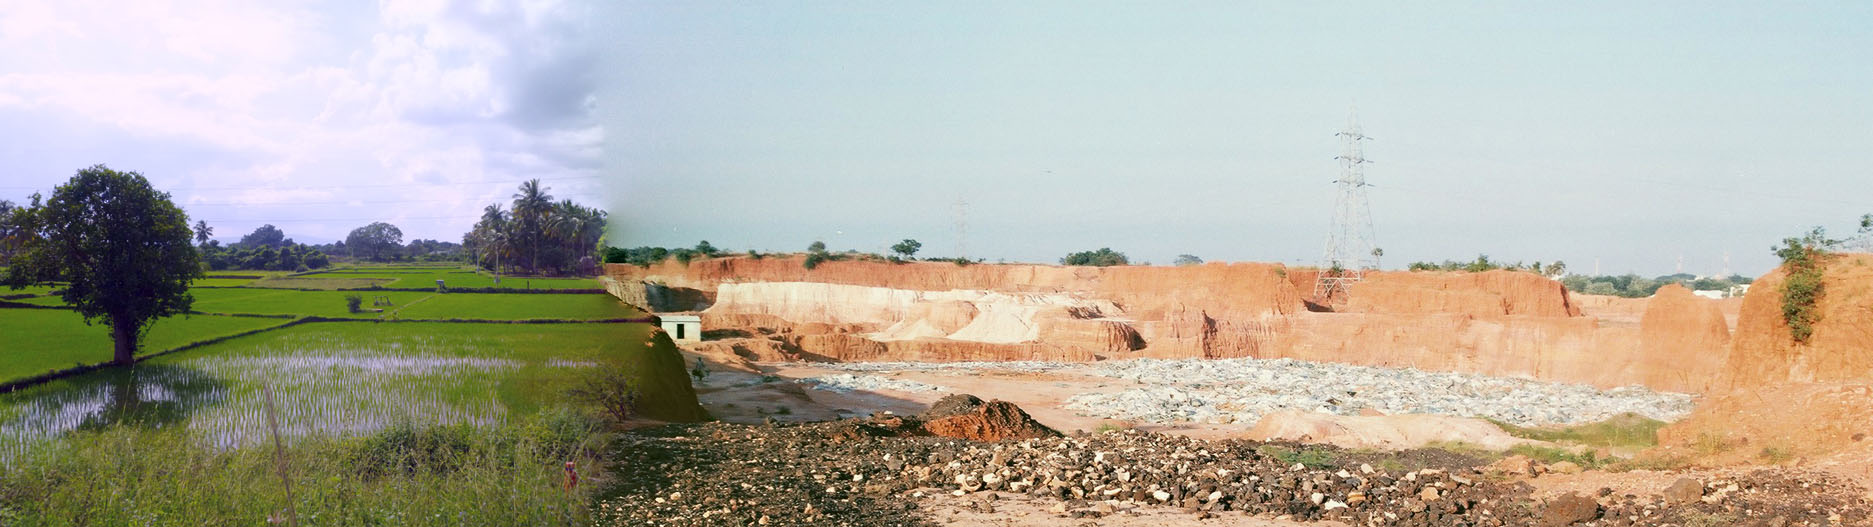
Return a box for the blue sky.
[602,2,1873,276]
[0,0,602,245]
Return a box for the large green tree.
[346,221,404,261]
[3,165,202,365]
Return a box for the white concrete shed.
[660,314,701,342]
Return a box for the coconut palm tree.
[193,220,213,247]
[510,179,554,273]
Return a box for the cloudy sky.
[605,2,1873,276]
[0,0,601,245]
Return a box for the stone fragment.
[1539,492,1600,527]
[1662,478,1703,505]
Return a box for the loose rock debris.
[596,413,1870,526]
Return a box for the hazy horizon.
[601,1,1873,277]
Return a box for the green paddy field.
[0,265,693,525]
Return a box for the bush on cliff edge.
[1773,226,1837,343]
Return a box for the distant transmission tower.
[1313,110,1379,303]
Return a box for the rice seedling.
[0,310,291,383]
[0,322,665,460]
[392,293,644,321]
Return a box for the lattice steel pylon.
[1313,110,1379,304]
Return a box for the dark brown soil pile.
[919,394,1058,442]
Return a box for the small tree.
[807,240,826,253]
[1773,227,1838,343]
[3,165,202,365]
[695,240,719,257]
[567,364,641,423]
[1173,254,1203,266]
[890,239,921,260]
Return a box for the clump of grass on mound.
[1489,412,1666,449]
[0,410,605,526]
[1257,444,1338,469]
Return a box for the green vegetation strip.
[392,292,644,321]
[0,310,301,390]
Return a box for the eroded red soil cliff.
[606,256,1736,392]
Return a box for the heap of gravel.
[1065,358,1694,427]
[598,418,1870,527]
[804,358,1695,428]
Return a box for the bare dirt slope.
[608,257,1733,393]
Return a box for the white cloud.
[0,0,600,242]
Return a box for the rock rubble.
[597,411,1869,526]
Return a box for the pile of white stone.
[1061,358,1695,427]
[803,357,1696,428]
[797,374,949,395]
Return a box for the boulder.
[1662,478,1703,505]
[1539,492,1601,527]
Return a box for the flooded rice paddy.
[0,323,630,462]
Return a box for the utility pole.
[1314,110,1380,304]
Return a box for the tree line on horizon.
[0,167,616,364]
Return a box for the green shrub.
[344,293,363,313]
[803,252,827,270]
[1061,247,1129,267]
[343,422,479,478]
[1257,445,1336,469]
[1773,227,1836,343]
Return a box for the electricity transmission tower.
[1314,111,1379,303]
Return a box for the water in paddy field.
[0,339,595,463]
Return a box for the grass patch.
[1257,444,1338,469]
[248,276,398,290]
[189,288,433,318]
[1507,444,1605,469]
[1693,432,1733,455]
[0,310,292,383]
[393,293,643,321]
[288,269,599,290]
[190,277,259,287]
[1489,412,1666,449]
[0,413,602,526]
[1758,445,1794,464]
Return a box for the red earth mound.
[919,394,1059,442]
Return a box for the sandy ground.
[914,490,1345,527]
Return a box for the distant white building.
[1691,290,1725,300]
[660,314,701,342]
